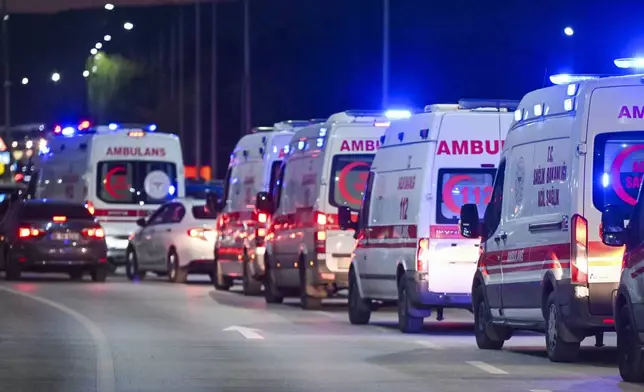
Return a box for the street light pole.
[178,6,185,155]
[195,0,202,174]
[381,0,389,109]
[210,3,218,181]
[1,0,9,139]
[242,0,251,135]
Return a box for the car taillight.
[83,227,105,238]
[315,212,327,254]
[188,227,214,241]
[416,238,430,272]
[18,226,42,238]
[571,214,588,285]
[257,212,268,223]
[85,200,95,215]
[53,216,67,223]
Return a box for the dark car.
[0,199,109,282]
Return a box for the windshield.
[593,131,644,215]
[21,203,94,221]
[96,160,178,205]
[328,154,374,211]
[436,168,496,224]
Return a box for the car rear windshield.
[329,154,374,211]
[593,131,644,215]
[436,168,496,224]
[192,205,217,219]
[21,203,94,221]
[97,160,178,205]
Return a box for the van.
[460,76,636,362]
[335,100,515,332]
[35,122,184,271]
[213,121,319,295]
[258,111,392,309]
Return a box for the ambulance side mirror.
[459,203,480,239]
[338,206,356,231]
[255,192,273,214]
[601,205,626,247]
[136,218,147,227]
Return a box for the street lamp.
[21,78,28,85]
[90,48,98,55]
[124,22,134,31]
[104,35,112,42]
[95,42,103,49]
[564,26,574,36]
[51,73,60,83]
[83,70,90,78]
[105,3,114,10]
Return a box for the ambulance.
[334,100,515,332]
[459,75,638,362]
[256,110,394,309]
[35,122,184,270]
[212,120,321,295]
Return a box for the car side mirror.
[136,218,146,227]
[459,203,480,239]
[338,206,356,231]
[255,191,273,213]
[206,193,223,213]
[601,205,626,247]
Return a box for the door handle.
[499,232,507,240]
[494,235,501,243]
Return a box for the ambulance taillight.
[255,211,268,246]
[571,214,588,285]
[314,212,327,254]
[85,200,95,215]
[416,238,430,272]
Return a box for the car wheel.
[348,269,371,325]
[473,286,504,350]
[167,250,187,284]
[263,254,283,304]
[69,270,84,281]
[299,260,322,310]
[125,249,145,281]
[397,276,423,333]
[242,254,262,296]
[90,267,108,283]
[545,291,580,362]
[5,250,21,281]
[213,259,232,291]
[618,305,644,382]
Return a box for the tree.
[86,52,141,123]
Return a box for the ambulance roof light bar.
[614,57,644,69]
[251,126,274,133]
[343,110,384,118]
[458,99,520,112]
[549,74,602,85]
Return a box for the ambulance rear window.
[329,154,374,211]
[436,168,496,224]
[593,131,644,214]
[97,161,178,204]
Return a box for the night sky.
[5,0,644,177]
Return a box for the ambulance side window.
[273,163,286,210]
[483,159,506,239]
[358,172,375,230]
[222,168,232,204]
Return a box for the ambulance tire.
[617,305,644,382]
[242,256,262,296]
[473,286,504,350]
[545,292,580,362]
[263,256,283,304]
[397,277,423,333]
[299,261,322,310]
[213,260,232,291]
[348,269,371,325]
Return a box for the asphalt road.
[0,272,642,392]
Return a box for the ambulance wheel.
[213,259,232,291]
[397,277,423,333]
[618,305,644,382]
[299,262,322,310]
[242,255,262,296]
[263,256,283,304]
[473,286,504,350]
[545,292,580,362]
[348,269,371,325]
[125,249,145,281]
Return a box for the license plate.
[51,232,80,241]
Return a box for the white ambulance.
[335,100,515,332]
[257,110,392,309]
[459,76,636,362]
[35,122,184,270]
[212,120,320,295]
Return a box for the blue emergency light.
[385,109,412,120]
[549,74,601,85]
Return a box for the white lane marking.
[415,340,443,350]
[529,390,552,392]
[0,286,116,392]
[466,361,509,375]
[223,325,264,340]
